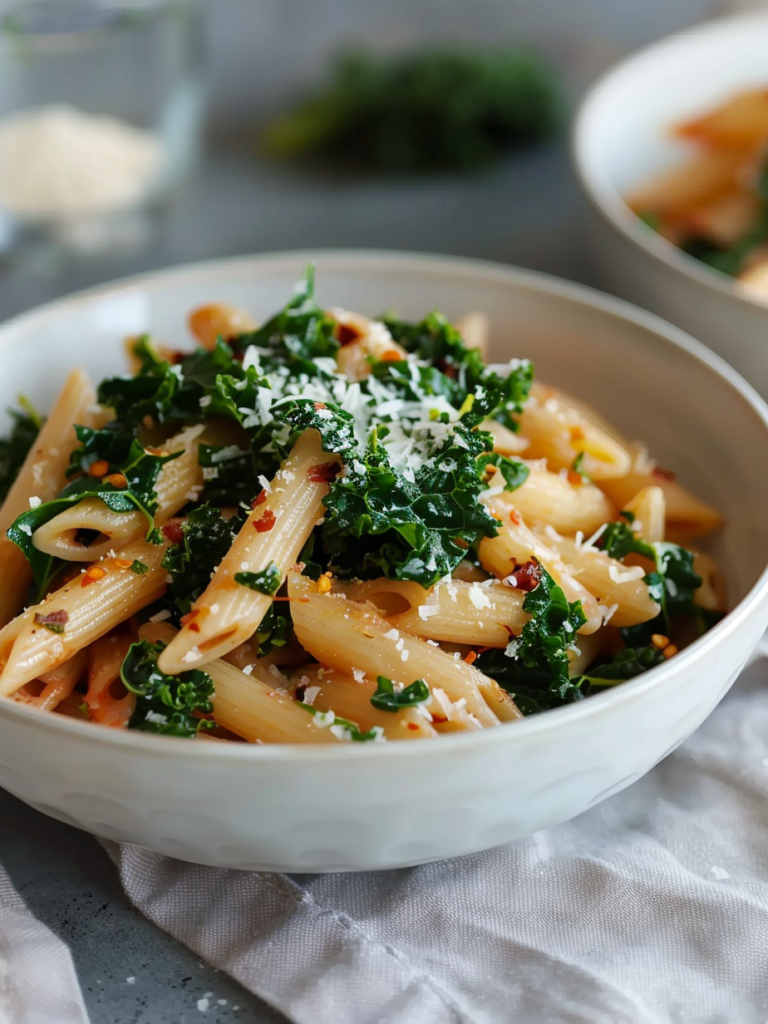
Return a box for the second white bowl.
[573,11,768,396]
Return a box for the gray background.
[0,1,749,1021]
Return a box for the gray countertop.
[0,137,598,1024]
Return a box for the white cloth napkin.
[0,866,90,1024]
[99,639,768,1024]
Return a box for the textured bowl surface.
[2,250,768,872]
[573,11,768,396]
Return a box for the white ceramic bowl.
[2,251,768,872]
[573,11,768,396]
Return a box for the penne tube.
[535,530,660,628]
[0,368,98,628]
[454,311,489,360]
[623,486,666,545]
[83,633,136,728]
[336,577,528,647]
[158,429,340,674]
[289,665,438,740]
[0,539,168,695]
[140,619,341,743]
[493,465,616,536]
[675,89,768,151]
[331,308,407,381]
[479,506,602,634]
[598,445,723,539]
[188,303,257,349]
[288,570,522,726]
[481,418,529,456]
[692,551,726,612]
[568,630,607,677]
[519,383,632,480]
[626,149,744,216]
[31,422,225,562]
[12,648,87,712]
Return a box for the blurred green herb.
[264,46,560,173]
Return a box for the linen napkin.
[100,637,768,1024]
[0,865,90,1024]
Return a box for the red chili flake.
[437,358,457,379]
[652,465,677,481]
[169,350,186,365]
[567,469,584,487]
[313,402,327,410]
[114,558,133,570]
[307,462,339,484]
[335,323,362,346]
[254,509,276,533]
[81,566,107,587]
[509,508,522,525]
[431,716,448,725]
[507,559,542,592]
[33,609,69,632]
[379,350,402,362]
[181,610,201,633]
[251,490,268,508]
[162,519,185,545]
[464,650,478,666]
[88,459,110,479]
[104,473,128,489]
[407,722,420,731]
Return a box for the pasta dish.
[0,270,725,743]
[627,87,768,302]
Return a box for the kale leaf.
[579,644,666,686]
[371,675,430,712]
[234,562,282,595]
[0,400,42,504]
[299,703,384,742]
[121,639,214,737]
[263,46,559,173]
[475,562,587,713]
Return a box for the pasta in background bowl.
[573,10,768,398]
[0,251,767,871]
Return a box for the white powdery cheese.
[0,105,163,220]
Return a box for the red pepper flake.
[313,402,327,410]
[251,490,268,508]
[169,349,186,365]
[307,462,339,484]
[567,469,584,487]
[254,509,276,533]
[380,350,402,362]
[181,610,201,633]
[652,465,677,482]
[569,425,586,443]
[509,508,522,525]
[464,650,478,666]
[114,558,133,570]
[81,566,107,587]
[162,519,185,545]
[105,473,128,489]
[407,722,420,731]
[33,609,69,633]
[88,459,110,478]
[507,559,542,592]
[431,716,448,725]
[335,323,362,346]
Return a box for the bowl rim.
[572,8,768,316]
[2,247,768,761]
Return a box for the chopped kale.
[475,562,588,712]
[234,561,282,596]
[371,675,430,712]
[579,644,666,686]
[130,560,149,575]
[162,504,241,619]
[121,639,215,738]
[0,400,42,503]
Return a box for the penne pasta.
[12,648,87,712]
[479,505,603,634]
[290,665,438,740]
[332,308,407,381]
[288,570,522,727]
[622,486,666,545]
[0,539,168,695]
[31,422,227,562]
[519,382,632,480]
[335,576,528,647]
[0,368,98,627]
[158,429,340,674]
[493,465,616,537]
[188,302,257,349]
[598,444,723,539]
[534,529,661,628]
[454,311,489,361]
